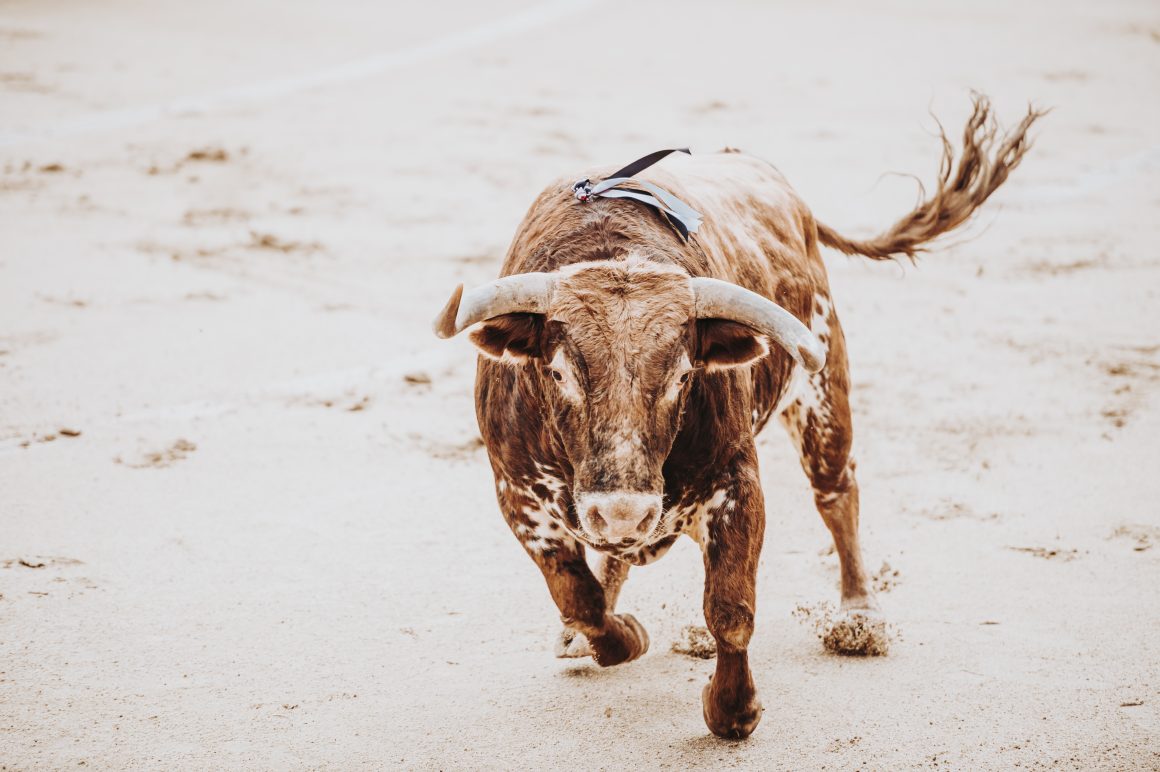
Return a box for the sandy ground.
[2,0,1159,768]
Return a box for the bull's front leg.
[695,462,765,739]
[555,553,630,658]
[499,482,647,667]
[530,545,647,667]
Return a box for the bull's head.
[434,257,824,548]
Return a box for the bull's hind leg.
[779,302,888,655]
[555,554,630,658]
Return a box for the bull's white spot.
[665,488,729,549]
[516,494,569,555]
[774,292,835,454]
[533,461,562,478]
[532,466,567,496]
[501,470,574,556]
[811,294,832,340]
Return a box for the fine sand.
[2,0,1158,768]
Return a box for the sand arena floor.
[1,0,1158,768]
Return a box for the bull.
[433,95,1041,738]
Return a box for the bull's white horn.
[433,272,557,339]
[690,276,826,373]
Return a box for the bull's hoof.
[823,608,891,656]
[589,613,649,667]
[554,626,593,659]
[702,680,763,740]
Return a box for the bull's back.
[642,151,829,302]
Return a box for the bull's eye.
[551,369,564,383]
[678,371,691,385]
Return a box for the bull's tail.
[816,94,1047,262]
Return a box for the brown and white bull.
[434,96,1041,739]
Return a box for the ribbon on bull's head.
[572,148,703,240]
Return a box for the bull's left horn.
[433,272,557,339]
[690,277,826,373]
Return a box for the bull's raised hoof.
[588,613,649,667]
[554,626,593,658]
[824,607,890,657]
[701,672,763,740]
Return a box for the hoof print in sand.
[2,556,83,570]
[403,371,433,386]
[1007,546,1079,561]
[1110,524,1159,553]
[116,438,197,469]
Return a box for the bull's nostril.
[586,506,606,532]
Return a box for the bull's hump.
[639,151,793,207]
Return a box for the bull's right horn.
[433,272,557,339]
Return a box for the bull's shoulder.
[474,358,559,480]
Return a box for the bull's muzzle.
[574,491,662,545]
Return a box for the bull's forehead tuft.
[557,254,690,281]
[552,258,693,325]
[550,257,693,368]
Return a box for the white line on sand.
[0,0,600,147]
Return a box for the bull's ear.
[468,313,544,363]
[696,319,770,371]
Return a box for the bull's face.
[528,262,695,545]
[435,256,825,548]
